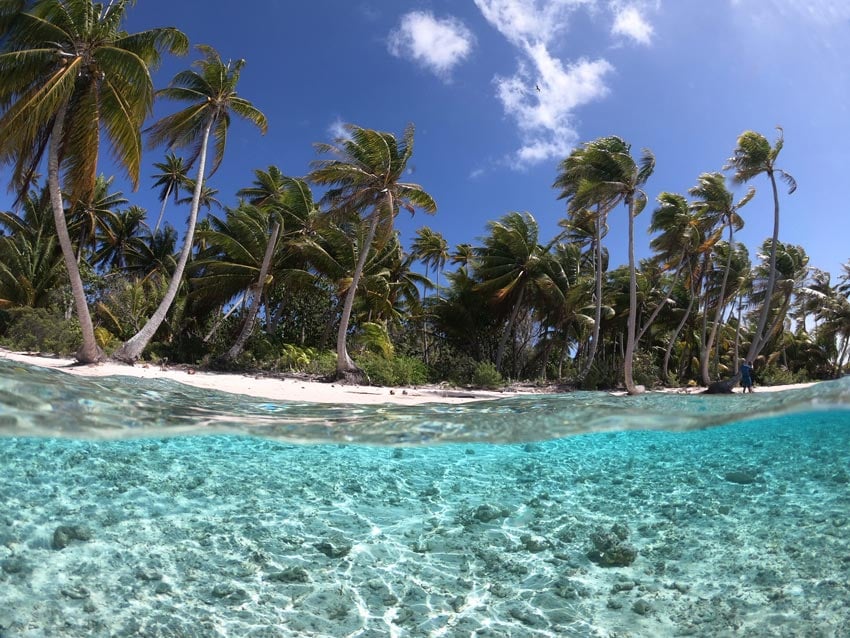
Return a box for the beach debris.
[704,378,736,394]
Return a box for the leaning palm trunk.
[114,119,213,363]
[662,291,696,382]
[48,103,102,364]
[637,252,685,344]
[577,210,604,383]
[153,183,172,234]
[224,220,280,361]
[495,286,526,372]
[623,199,641,394]
[700,229,735,384]
[336,196,388,376]
[746,174,781,362]
[204,292,247,343]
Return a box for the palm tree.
[150,152,189,233]
[113,45,267,362]
[308,123,436,379]
[555,141,619,384]
[127,224,178,282]
[412,226,449,292]
[411,226,449,364]
[67,174,128,263]
[0,0,187,362]
[643,192,700,344]
[474,212,563,373]
[555,136,654,393]
[689,172,753,384]
[725,127,796,364]
[0,187,65,309]
[92,205,149,272]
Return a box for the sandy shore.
[0,349,817,405]
[0,349,527,405]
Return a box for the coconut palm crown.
[0,0,187,363]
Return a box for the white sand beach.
[0,348,818,405]
[0,349,526,405]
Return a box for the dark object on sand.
[704,378,736,394]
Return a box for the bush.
[356,353,429,386]
[0,307,82,355]
[471,361,503,390]
[756,365,808,386]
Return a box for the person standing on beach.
[740,360,754,393]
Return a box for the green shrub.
[632,351,659,388]
[356,353,429,386]
[471,361,503,390]
[756,365,808,386]
[305,350,337,377]
[0,307,82,355]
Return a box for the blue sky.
[6,0,849,279]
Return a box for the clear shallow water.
[1,361,850,637]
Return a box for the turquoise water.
[1,360,849,637]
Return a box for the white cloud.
[611,5,653,45]
[387,11,475,80]
[327,118,349,141]
[474,0,595,46]
[729,0,850,26]
[474,0,614,168]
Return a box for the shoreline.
[0,348,819,405]
[0,349,532,405]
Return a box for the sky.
[4,0,850,280]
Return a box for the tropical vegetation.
[1,2,847,389]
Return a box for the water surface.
[1,360,849,637]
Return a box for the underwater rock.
[521,534,551,552]
[265,566,310,583]
[134,567,163,581]
[60,585,90,599]
[724,469,759,484]
[209,583,249,603]
[587,525,638,567]
[632,599,653,615]
[52,525,92,550]
[314,539,352,558]
[473,503,510,523]
[0,556,28,574]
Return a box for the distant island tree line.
[1,1,848,391]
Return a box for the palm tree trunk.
[113,117,214,363]
[336,194,389,376]
[746,171,781,362]
[700,226,735,384]
[495,285,525,372]
[203,294,246,343]
[154,183,172,234]
[225,220,280,361]
[733,291,743,373]
[663,277,696,382]
[637,253,684,344]
[48,103,103,364]
[578,208,604,383]
[624,200,641,394]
